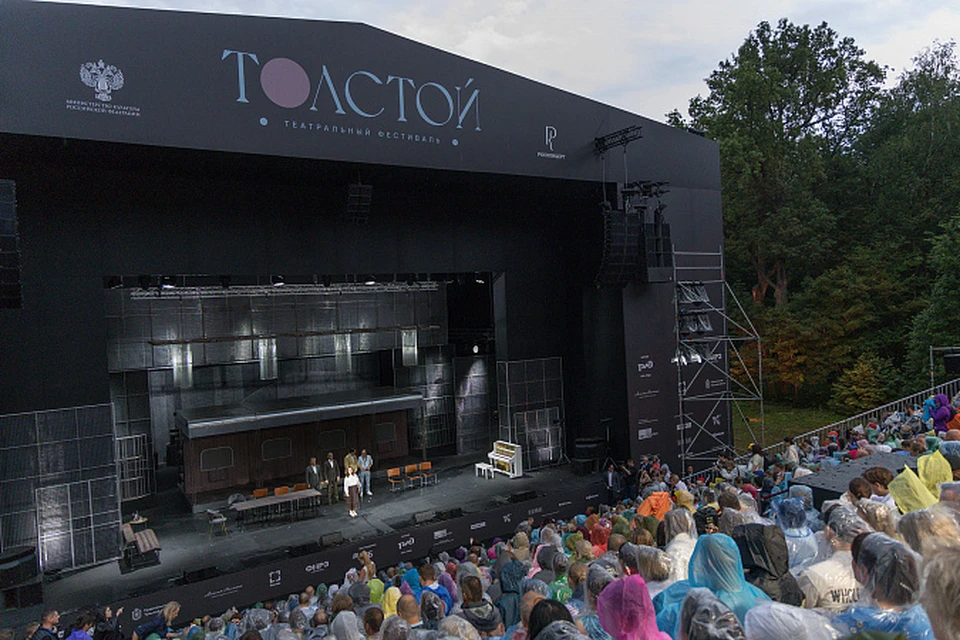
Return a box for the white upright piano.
[488,440,523,478]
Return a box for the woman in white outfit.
[344,466,361,517]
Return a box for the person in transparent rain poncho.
[596,575,670,640]
[776,498,819,577]
[618,543,674,599]
[897,505,960,556]
[797,505,870,613]
[661,509,697,583]
[675,588,746,640]
[743,602,839,640]
[831,533,933,640]
[576,563,620,640]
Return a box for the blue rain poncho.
[787,486,823,532]
[652,534,770,635]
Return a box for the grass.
[731,401,846,452]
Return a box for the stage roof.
[0,1,718,186]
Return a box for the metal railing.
[683,378,960,486]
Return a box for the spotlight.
[364,275,376,285]
[472,344,480,354]
[160,276,176,290]
[271,275,285,287]
[474,272,485,284]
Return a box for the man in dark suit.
[322,451,341,503]
[604,462,624,505]
[306,457,322,491]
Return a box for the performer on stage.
[306,457,322,491]
[344,448,359,474]
[358,448,373,496]
[323,452,341,504]
[344,466,361,517]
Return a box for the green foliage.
[830,353,897,414]
[679,25,960,411]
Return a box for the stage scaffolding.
[673,248,764,472]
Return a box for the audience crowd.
[9,403,960,640]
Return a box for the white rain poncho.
[796,507,870,613]
[744,602,839,640]
[776,499,818,577]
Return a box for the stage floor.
[30,454,597,621]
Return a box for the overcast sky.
[51,0,960,123]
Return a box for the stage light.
[364,275,376,285]
[160,275,176,290]
[474,273,485,284]
[271,275,285,287]
[472,344,480,354]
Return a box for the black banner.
[0,2,718,186]
[116,482,602,629]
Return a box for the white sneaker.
[366,491,373,496]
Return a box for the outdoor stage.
[23,456,602,629]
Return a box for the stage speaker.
[573,437,606,460]
[571,459,598,476]
[320,532,344,548]
[413,511,435,525]
[287,542,320,557]
[0,547,38,589]
[437,508,463,521]
[509,490,537,503]
[944,354,960,374]
[180,566,220,584]
[1,577,42,610]
[595,209,644,288]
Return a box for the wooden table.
[231,488,322,527]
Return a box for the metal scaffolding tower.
[673,248,764,471]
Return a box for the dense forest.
[667,20,960,414]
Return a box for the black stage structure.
[0,0,726,616]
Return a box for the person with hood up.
[743,602,838,640]
[898,505,960,555]
[381,587,402,618]
[661,509,697,583]
[933,393,953,435]
[590,526,610,558]
[652,534,770,634]
[510,532,531,562]
[331,612,360,640]
[797,505,870,613]
[619,543,673,598]
[458,575,503,638]
[831,533,933,639]
[675,589,746,640]
[577,564,618,640]
[419,564,453,617]
[438,615,481,640]
[776,498,818,577]
[596,575,670,640]
[420,591,445,631]
[496,561,525,629]
[730,523,804,606]
[787,485,823,532]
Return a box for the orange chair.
[404,463,423,488]
[292,483,309,492]
[419,461,437,486]
[252,488,269,499]
[388,467,404,492]
[274,486,289,496]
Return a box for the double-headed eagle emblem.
[80,60,124,102]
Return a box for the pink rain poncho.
[597,575,671,640]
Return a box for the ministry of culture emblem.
[80,60,124,102]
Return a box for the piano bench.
[475,462,494,479]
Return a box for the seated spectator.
[496,561,525,629]
[897,506,960,556]
[596,575,670,640]
[743,602,833,640]
[458,576,503,638]
[863,466,898,512]
[675,588,746,640]
[379,616,409,640]
[620,544,673,598]
[362,609,382,640]
[418,563,453,616]
[775,499,818,577]
[528,601,575,640]
[577,564,618,640]
[420,592,445,631]
[662,509,697,583]
[730,524,803,606]
[856,500,900,538]
[438,616,479,640]
[565,563,588,617]
[381,588,402,618]
[504,592,545,640]
[839,477,873,507]
[832,533,933,639]
[331,612,360,640]
[920,539,960,640]
[653,534,770,634]
[396,596,424,637]
[797,505,869,612]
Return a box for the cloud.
[43,0,960,122]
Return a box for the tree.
[830,353,896,415]
[687,19,885,306]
